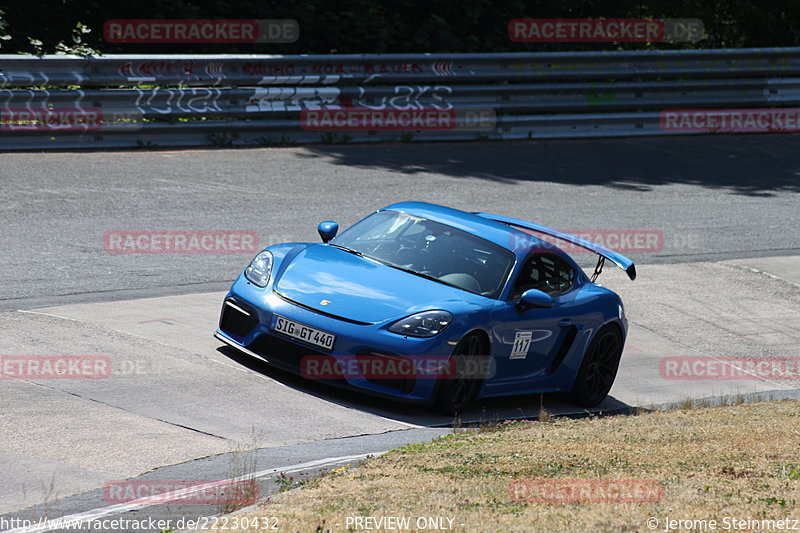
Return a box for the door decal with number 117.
[510,331,533,359]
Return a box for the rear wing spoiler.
[475,213,637,281]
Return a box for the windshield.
[331,210,515,299]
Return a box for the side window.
[511,254,576,299]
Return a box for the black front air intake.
[220,299,259,338]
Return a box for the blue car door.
[489,253,584,392]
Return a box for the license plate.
[272,315,336,351]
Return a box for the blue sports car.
[215,202,635,414]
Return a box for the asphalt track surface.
[2,134,800,309]
[1,135,800,532]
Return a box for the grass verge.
[208,400,800,532]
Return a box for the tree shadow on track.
[218,346,633,428]
[295,134,800,197]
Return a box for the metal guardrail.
[2,48,800,150]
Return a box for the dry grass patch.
[215,400,800,532]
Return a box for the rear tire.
[568,324,623,407]
[434,333,485,416]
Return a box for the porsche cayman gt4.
[215,201,635,413]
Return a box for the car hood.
[273,244,485,324]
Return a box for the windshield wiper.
[329,243,366,257]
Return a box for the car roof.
[381,201,554,256]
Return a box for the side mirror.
[317,221,339,243]
[517,288,554,310]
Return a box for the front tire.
[434,333,485,415]
[568,324,623,407]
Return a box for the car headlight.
[388,310,453,338]
[244,251,274,287]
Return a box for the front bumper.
[215,274,459,402]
